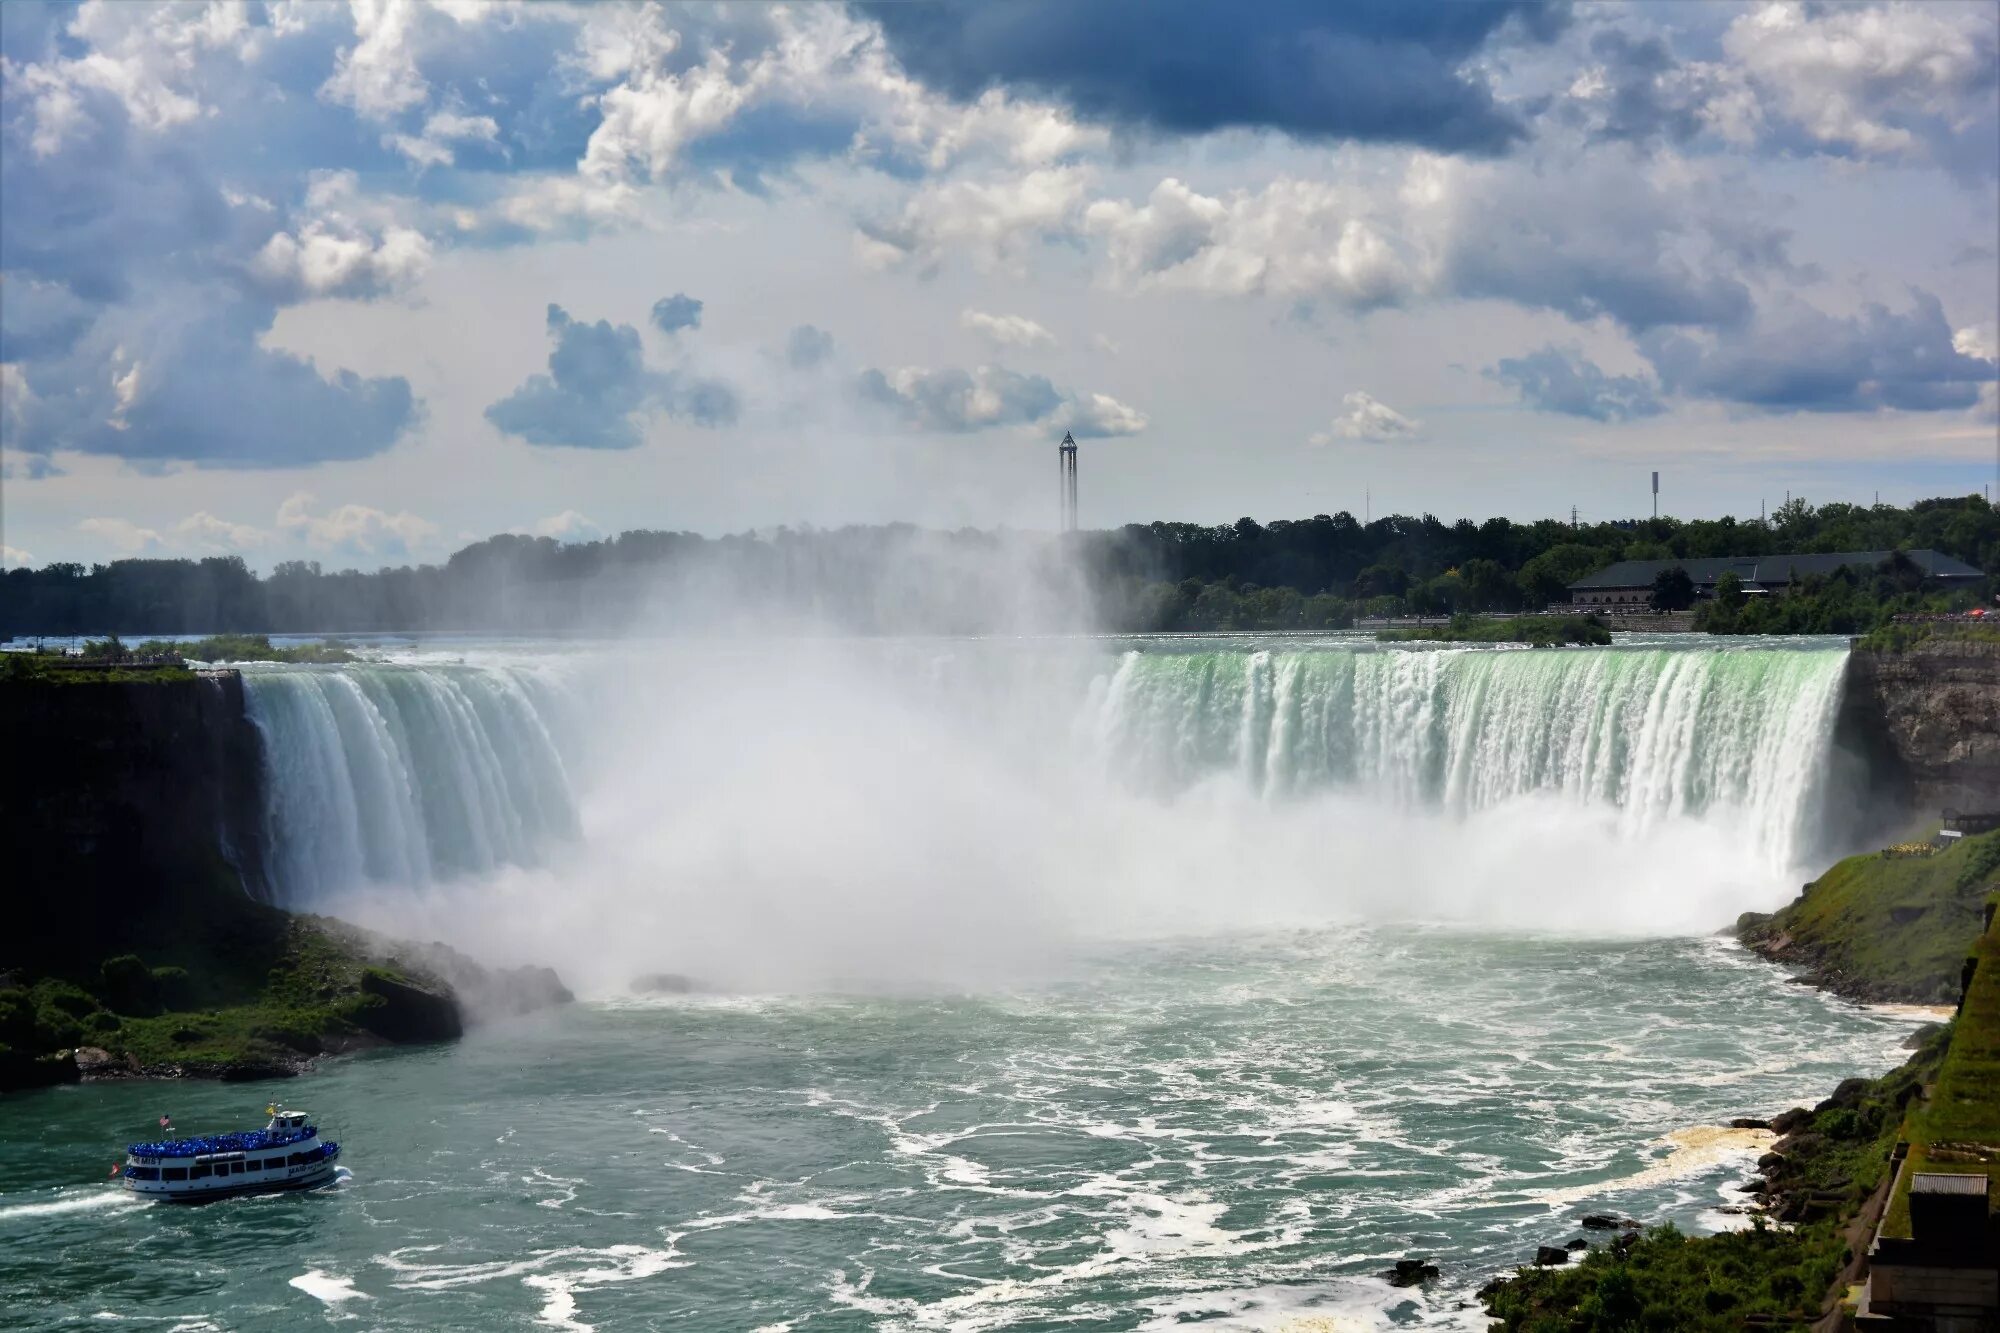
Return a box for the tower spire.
[1059,430,1078,533]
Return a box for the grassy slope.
[1882,901,2000,1237]
[1736,830,2000,1004]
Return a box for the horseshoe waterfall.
[236,639,1854,910]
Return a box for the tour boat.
[118,1106,340,1201]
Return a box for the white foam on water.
[290,1270,369,1303]
[378,1241,685,1332]
[1527,1124,1777,1207]
[0,1189,147,1222]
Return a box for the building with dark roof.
[1567,550,1982,609]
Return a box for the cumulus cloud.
[1309,391,1422,444]
[251,222,432,301]
[319,0,496,121]
[1,544,36,568]
[1721,1,2000,170]
[174,511,271,552]
[650,293,703,334]
[1488,345,1666,421]
[383,108,501,168]
[961,309,1056,349]
[485,303,738,449]
[277,491,440,558]
[786,324,835,369]
[1087,175,1413,308]
[866,0,1567,154]
[857,363,1143,436]
[77,516,165,554]
[858,165,1094,273]
[531,509,603,541]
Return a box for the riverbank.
[1481,832,2000,1329]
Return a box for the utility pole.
[1652,470,1659,521]
[1058,430,1078,533]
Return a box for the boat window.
[190,1163,211,1179]
[126,1167,159,1181]
[162,1168,187,1181]
[264,1158,283,1170]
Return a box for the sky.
[1,0,1997,571]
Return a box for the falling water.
[1082,642,1849,869]
[239,639,1851,907]
[241,664,580,904]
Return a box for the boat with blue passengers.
[119,1106,340,1201]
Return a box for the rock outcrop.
[1844,636,2000,815]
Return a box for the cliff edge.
[1844,630,2000,815]
[0,672,569,1092]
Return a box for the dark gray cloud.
[650,293,703,334]
[1637,292,1996,413]
[486,304,736,448]
[862,0,1569,155]
[786,324,835,370]
[1575,29,1707,146]
[1488,345,1665,421]
[11,295,415,467]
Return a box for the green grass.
[0,654,196,685]
[1854,620,2000,653]
[131,634,356,664]
[1736,830,2000,1003]
[1376,614,1612,646]
[1882,902,2000,1238]
[0,882,429,1085]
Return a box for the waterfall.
[239,640,1851,910]
[1081,642,1849,870]
[241,665,580,905]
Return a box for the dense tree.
[3,496,1993,637]
[1650,566,1697,611]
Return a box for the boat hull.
[124,1147,341,1203]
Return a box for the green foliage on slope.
[1736,831,2000,1004]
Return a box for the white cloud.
[174,511,270,552]
[1054,392,1148,438]
[1722,1,1999,161]
[860,166,1095,273]
[277,492,439,557]
[961,309,1057,349]
[78,516,164,553]
[1086,175,1416,307]
[1309,391,1422,444]
[383,108,500,167]
[1956,325,1999,363]
[0,545,35,568]
[75,511,270,556]
[2,0,257,155]
[320,0,430,120]
[532,509,603,541]
[248,170,432,299]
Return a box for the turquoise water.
[1,927,1921,1331]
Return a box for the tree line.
[3,495,1995,638]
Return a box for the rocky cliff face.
[0,673,269,975]
[1844,638,2000,817]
